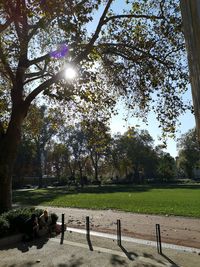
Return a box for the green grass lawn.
[13,184,200,218]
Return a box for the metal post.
[156,224,162,254]
[86,216,93,251]
[61,213,65,235]
[117,219,121,246]
[86,216,90,236]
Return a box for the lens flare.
[50,44,68,59]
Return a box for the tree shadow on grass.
[13,187,71,206]
[152,184,200,190]
[13,185,151,206]
[13,183,200,207]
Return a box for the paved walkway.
[0,230,200,267]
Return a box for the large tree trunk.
[0,157,13,213]
[180,0,200,140]
[0,135,20,213]
[0,104,27,213]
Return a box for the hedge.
[0,207,43,238]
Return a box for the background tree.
[13,135,37,188]
[22,104,59,187]
[177,128,200,179]
[66,125,89,186]
[48,142,71,181]
[109,133,131,180]
[82,119,111,183]
[0,0,191,211]
[118,128,155,183]
[107,128,158,183]
[156,151,176,182]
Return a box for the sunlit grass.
[13,184,200,218]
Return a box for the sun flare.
[64,67,76,79]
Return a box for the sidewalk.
[0,230,200,266]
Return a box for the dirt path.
[38,206,200,249]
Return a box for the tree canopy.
[0,0,193,212]
[0,0,191,135]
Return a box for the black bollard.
[156,224,162,254]
[86,216,90,236]
[61,213,65,235]
[86,216,93,251]
[117,219,121,246]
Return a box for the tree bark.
[0,103,27,213]
[0,154,13,213]
[180,0,200,140]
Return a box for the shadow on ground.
[5,257,84,267]
[0,236,49,253]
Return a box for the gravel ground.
[38,206,200,249]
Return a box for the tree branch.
[76,0,90,7]
[28,54,50,66]
[74,0,114,64]
[99,42,172,67]
[103,14,165,24]
[28,17,49,41]
[0,19,12,34]
[0,43,15,84]
[25,58,49,79]
[24,73,51,85]
[24,69,66,105]
[162,44,185,60]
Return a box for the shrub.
[51,213,58,225]
[0,207,43,238]
[0,217,10,238]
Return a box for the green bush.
[0,217,10,238]
[0,207,43,238]
[51,213,58,224]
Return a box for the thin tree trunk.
[36,145,43,188]
[133,165,140,184]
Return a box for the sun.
[64,67,76,80]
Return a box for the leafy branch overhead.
[0,0,191,136]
